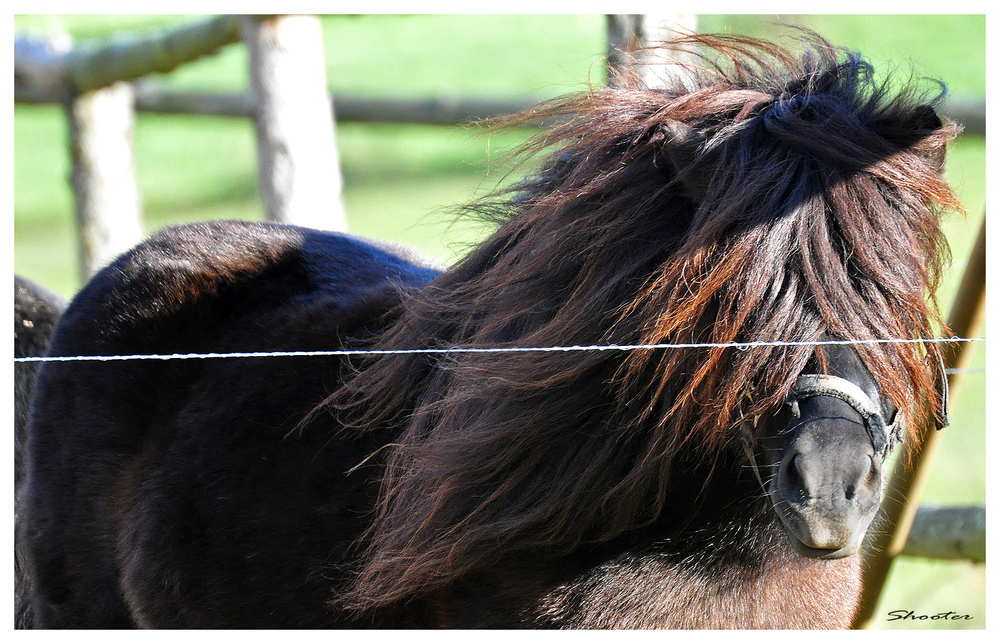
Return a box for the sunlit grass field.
[13,14,985,629]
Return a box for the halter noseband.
[738,373,901,494]
[740,352,949,486]
[785,374,903,462]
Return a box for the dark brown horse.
[14,276,66,629]
[19,34,958,628]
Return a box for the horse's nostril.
[843,456,877,502]
[782,453,808,502]
[788,454,801,479]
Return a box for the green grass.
[13,14,985,629]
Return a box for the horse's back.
[20,221,438,628]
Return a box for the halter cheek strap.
[786,374,904,462]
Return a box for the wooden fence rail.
[901,506,985,562]
[16,77,986,136]
[13,15,245,97]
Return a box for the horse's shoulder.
[49,220,440,358]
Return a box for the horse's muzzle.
[769,396,884,559]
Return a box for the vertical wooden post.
[66,80,144,281]
[606,14,698,88]
[243,15,346,231]
[606,14,642,87]
[852,214,986,628]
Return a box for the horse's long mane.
[329,33,961,609]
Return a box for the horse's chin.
[769,486,872,561]
[784,532,859,559]
[771,496,866,559]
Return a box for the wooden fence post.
[606,14,698,88]
[66,80,144,280]
[243,15,347,231]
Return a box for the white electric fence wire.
[13,336,985,364]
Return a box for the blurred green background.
[13,14,985,629]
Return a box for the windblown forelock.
[609,36,957,445]
[329,33,961,610]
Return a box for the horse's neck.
[413,487,863,628]
[531,510,862,629]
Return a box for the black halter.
[782,351,950,462]
[739,352,949,493]
[784,374,902,462]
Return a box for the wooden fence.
[13,13,986,627]
[15,15,345,278]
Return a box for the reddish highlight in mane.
[329,33,962,610]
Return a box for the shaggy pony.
[328,33,959,610]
